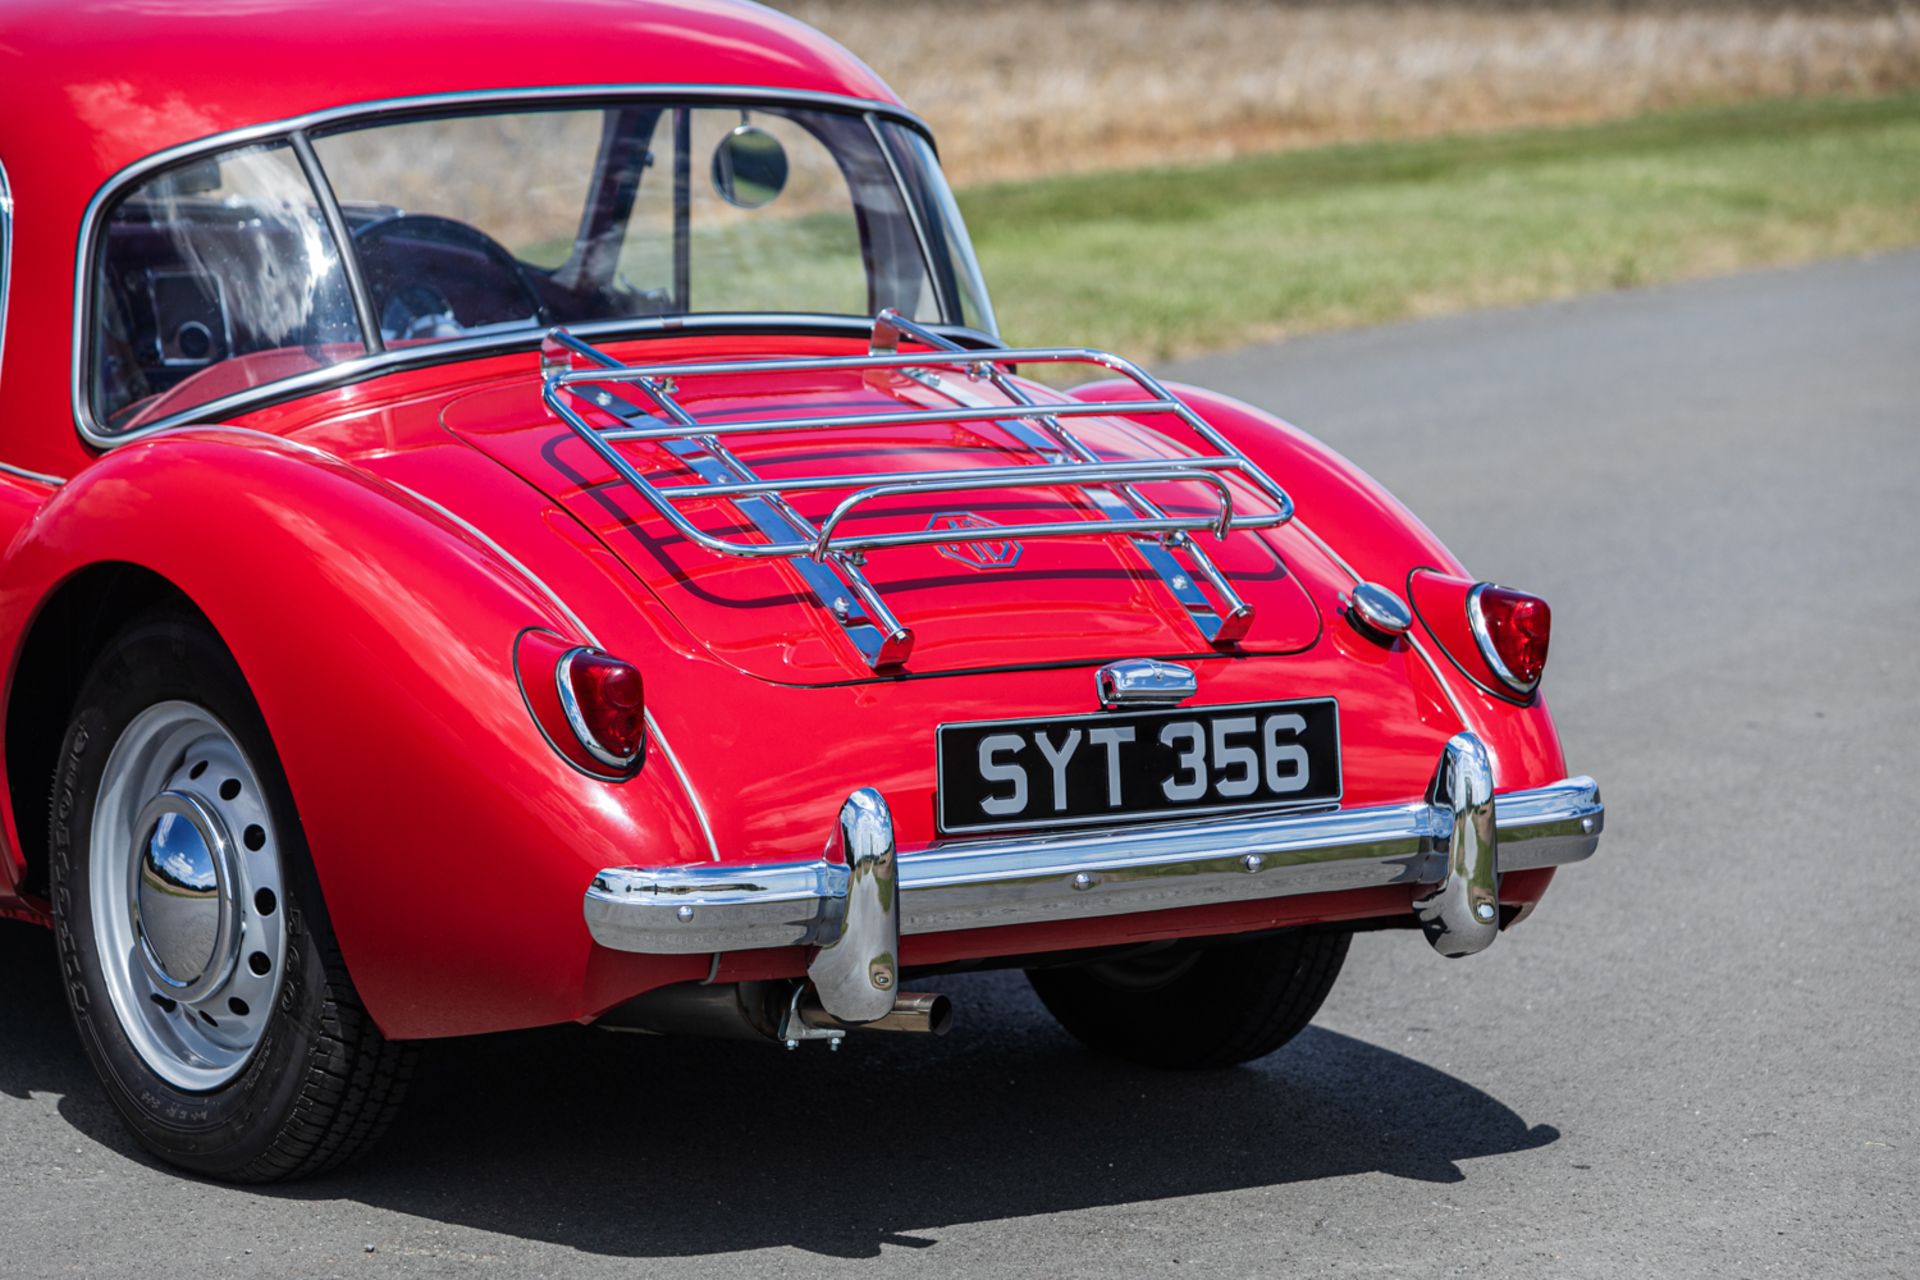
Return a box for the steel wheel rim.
[90,701,289,1092]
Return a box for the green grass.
[959,93,1920,362]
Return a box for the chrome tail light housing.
[515,629,646,778]
[1408,571,1552,700]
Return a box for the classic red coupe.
[0,0,1602,1180]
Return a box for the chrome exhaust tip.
[799,990,953,1037]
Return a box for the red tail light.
[1469,585,1551,695]
[514,629,645,778]
[1406,571,1552,701]
[558,648,646,767]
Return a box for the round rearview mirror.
[711,124,789,210]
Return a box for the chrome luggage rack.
[539,311,1296,670]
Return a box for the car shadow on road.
[0,921,1558,1260]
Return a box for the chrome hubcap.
[92,703,288,1091]
[132,790,239,1000]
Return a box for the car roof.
[0,0,906,475]
[0,0,901,183]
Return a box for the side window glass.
[90,143,362,432]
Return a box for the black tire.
[49,608,414,1181]
[1026,929,1352,1069]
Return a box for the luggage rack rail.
[539,313,1296,670]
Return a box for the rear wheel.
[1027,929,1352,1069]
[49,609,413,1180]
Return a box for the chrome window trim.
[77,313,998,450]
[289,131,383,358]
[863,112,954,325]
[876,124,999,337]
[70,84,950,450]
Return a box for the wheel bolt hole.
[188,761,209,779]
[254,888,277,916]
[243,824,266,851]
[248,951,271,976]
[219,779,242,801]
[227,997,250,1018]
[148,992,177,1013]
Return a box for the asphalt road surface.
[3,252,1915,1277]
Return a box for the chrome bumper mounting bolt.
[675,905,695,923]
[1242,853,1265,873]
[1071,872,1096,891]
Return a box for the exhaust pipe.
[797,990,953,1037]
[599,981,953,1041]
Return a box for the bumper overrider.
[585,732,1603,1022]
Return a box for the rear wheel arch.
[5,562,209,896]
[4,442,722,1036]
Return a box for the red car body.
[0,0,1598,1071]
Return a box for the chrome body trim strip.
[643,711,722,864]
[70,85,949,449]
[583,733,1603,956]
[0,154,11,390]
[379,475,600,642]
[0,460,67,487]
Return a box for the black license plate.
[937,698,1340,835]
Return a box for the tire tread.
[1028,929,1352,1069]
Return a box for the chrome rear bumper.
[585,732,1602,1018]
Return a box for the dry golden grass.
[772,1,1920,184]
